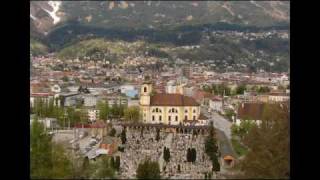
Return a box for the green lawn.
[231,137,248,157]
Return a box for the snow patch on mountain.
[30,14,37,21]
[222,3,235,16]
[42,1,62,24]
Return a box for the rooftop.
[150,93,199,106]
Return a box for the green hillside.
[30,39,49,56]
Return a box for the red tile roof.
[150,93,199,106]
[237,103,284,120]
[192,90,214,101]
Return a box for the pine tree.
[155,128,160,141]
[136,159,161,179]
[121,127,127,144]
[191,148,197,162]
[186,148,191,162]
[110,156,115,169]
[115,156,120,171]
[109,128,116,137]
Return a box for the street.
[202,107,232,140]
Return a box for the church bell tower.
[140,82,153,106]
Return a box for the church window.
[152,116,155,121]
[193,109,196,113]
[168,116,171,121]
[185,109,188,113]
[159,116,162,121]
[144,87,147,92]
[175,116,178,121]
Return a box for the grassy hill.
[30,39,49,56]
[56,38,170,62]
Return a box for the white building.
[120,85,135,94]
[84,95,98,107]
[88,109,100,122]
[268,93,290,102]
[209,96,223,112]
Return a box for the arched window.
[168,116,171,121]
[193,109,196,113]
[175,116,178,122]
[185,109,188,113]
[159,116,162,121]
[144,87,147,93]
[153,108,162,113]
[169,108,178,113]
[152,116,155,121]
[185,115,188,120]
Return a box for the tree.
[31,118,72,179]
[110,102,119,119]
[62,76,69,82]
[258,86,270,93]
[110,156,115,169]
[187,148,191,162]
[115,156,120,171]
[204,122,220,172]
[191,148,197,163]
[237,103,289,179]
[212,156,220,172]
[92,156,115,179]
[163,147,170,162]
[155,128,160,141]
[124,106,140,122]
[109,128,116,137]
[121,127,127,144]
[50,143,73,178]
[97,100,110,120]
[31,117,53,178]
[231,120,255,140]
[80,157,90,178]
[136,159,161,179]
[236,84,247,95]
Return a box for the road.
[202,107,232,140]
[158,133,173,172]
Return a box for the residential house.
[192,90,214,106]
[83,94,99,107]
[30,92,55,108]
[236,102,284,125]
[209,96,223,113]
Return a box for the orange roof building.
[139,82,206,126]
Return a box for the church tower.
[140,82,153,122]
[140,82,153,106]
